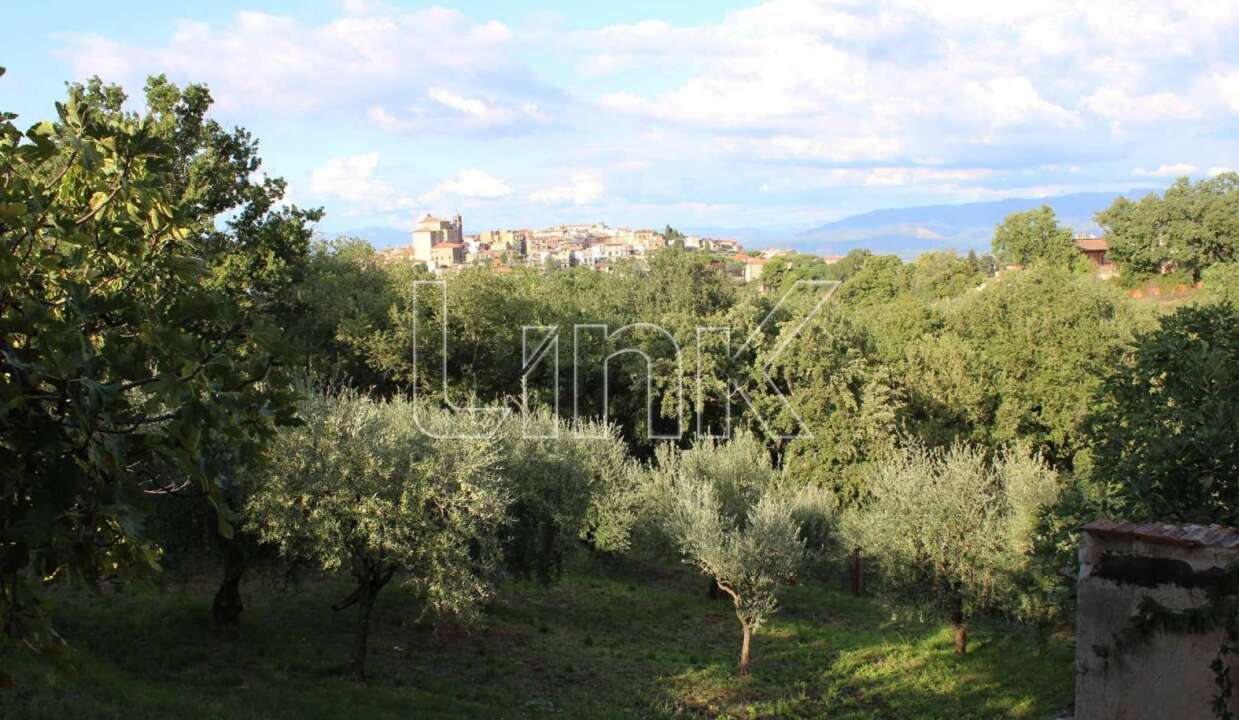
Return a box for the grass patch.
[1,558,1073,719]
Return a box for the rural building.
[1074,236,1118,278]
[734,253,768,283]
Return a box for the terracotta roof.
[432,242,465,249]
[1075,237,1109,252]
[1083,520,1239,549]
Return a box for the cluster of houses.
[376,212,1118,284]
[378,213,789,282]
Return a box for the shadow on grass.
[1,558,1073,720]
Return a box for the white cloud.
[862,167,995,187]
[757,165,997,193]
[1134,163,1199,177]
[307,152,422,221]
[56,1,1239,226]
[1214,68,1239,112]
[760,134,904,162]
[1209,167,1235,177]
[428,88,490,118]
[58,7,561,134]
[1083,87,1199,120]
[529,174,604,205]
[311,153,396,203]
[963,76,1080,128]
[421,170,513,203]
[584,0,1239,169]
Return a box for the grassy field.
[1,558,1074,719]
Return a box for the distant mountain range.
[785,190,1157,258]
[335,189,1158,258]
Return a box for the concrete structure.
[1076,520,1239,719]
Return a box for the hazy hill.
[335,189,1158,256]
[788,190,1156,257]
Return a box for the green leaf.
[166,254,207,280]
[0,202,26,219]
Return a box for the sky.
[3,0,1239,237]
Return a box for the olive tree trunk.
[849,547,864,597]
[350,581,378,680]
[1,540,28,638]
[950,591,968,654]
[335,563,395,681]
[739,621,753,677]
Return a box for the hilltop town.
[377,212,1117,282]
[377,212,849,282]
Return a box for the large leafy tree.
[289,237,410,392]
[0,71,311,640]
[941,265,1144,467]
[766,311,900,507]
[837,254,909,306]
[760,250,869,296]
[1089,303,1239,524]
[1099,173,1239,280]
[71,75,320,630]
[246,389,506,679]
[991,205,1077,267]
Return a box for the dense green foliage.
[652,433,808,675]
[0,73,313,641]
[991,205,1077,266]
[246,390,507,678]
[1099,173,1239,280]
[1089,303,1239,525]
[841,444,1060,651]
[498,409,638,579]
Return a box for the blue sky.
[4,0,1238,237]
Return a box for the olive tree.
[245,389,506,679]
[496,409,639,581]
[841,443,1059,653]
[655,433,806,676]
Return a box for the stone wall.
[1075,521,1239,720]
